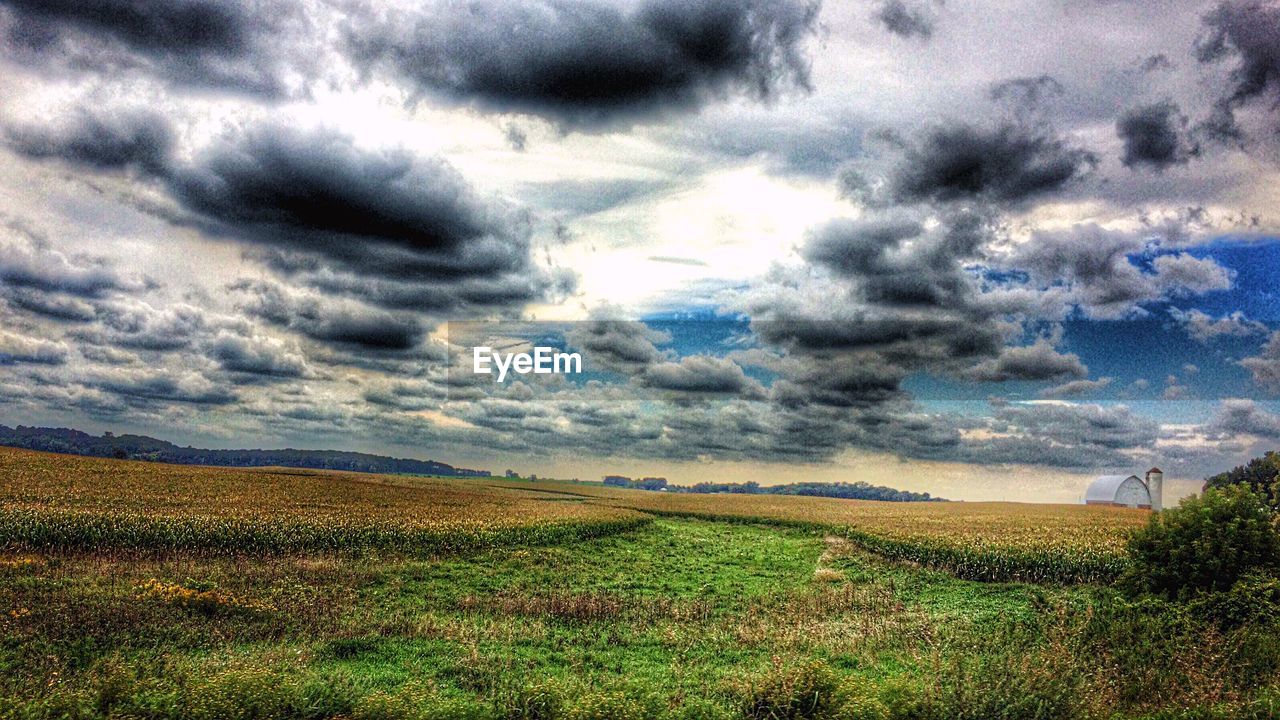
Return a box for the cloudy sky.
[2,0,1280,501]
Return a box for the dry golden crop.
[0,447,648,555]
[0,447,1147,583]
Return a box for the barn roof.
[1086,474,1142,503]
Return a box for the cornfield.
[0,447,1146,583]
[0,447,648,555]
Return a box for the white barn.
[1085,468,1163,510]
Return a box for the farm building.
[1085,467,1163,511]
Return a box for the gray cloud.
[1117,101,1198,170]
[989,75,1064,108]
[5,106,173,174]
[346,0,820,127]
[231,280,427,351]
[1196,0,1280,141]
[874,0,936,39]
[83,300,207,351]
[1240,330,1280,393]
[962,339,1087,382]
[1007,225,1233,316]
[887,121,1096,204]
[802,210,985,309]
[1170,308,1268,342]
[639,355,766,398]
[0,221,149,302]
[1039,376,1113,398]
[0,330,67,365]
[988,401,1160,454]
[208,330,311,378]
[1208,397,1280,438]
[9,112,564,318]
[167,124,532,282]
[87,367,237,405]
[566,318,671,372]
[0,0,308,96]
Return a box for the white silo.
[1145,467,1163,512]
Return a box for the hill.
[0,424,490,476]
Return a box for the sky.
[2,0,1280,502]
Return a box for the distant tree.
[1205,451,1280,511]
[1121,485,1280,599]
[638,477,667,491]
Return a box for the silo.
[1146,467,1163,512]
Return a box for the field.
[492,480,1148,583]
[1,448,1278,719]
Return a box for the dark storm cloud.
[10,113,561,316]
[753,315,1000,362]
[162,123,563,316]
[874,0,936,39]
[803,216,925,276]
[167,124,529,280]
[802,211,986,309]
[771,357,906,408]
[888,122,1096,204]
[346,0,820,127]
[231,279,426,351]
[962,339,1087,382]
[290,266,575,315]
[5,107,173,174]
[1196,0,1280,140]
[0,0,305,96]
[1117,102,1198,170]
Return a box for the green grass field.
[1,448,1277,719]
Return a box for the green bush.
[1205,451,1280,512]
[1121,486,1280,599]
[1188,573,1280,628]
